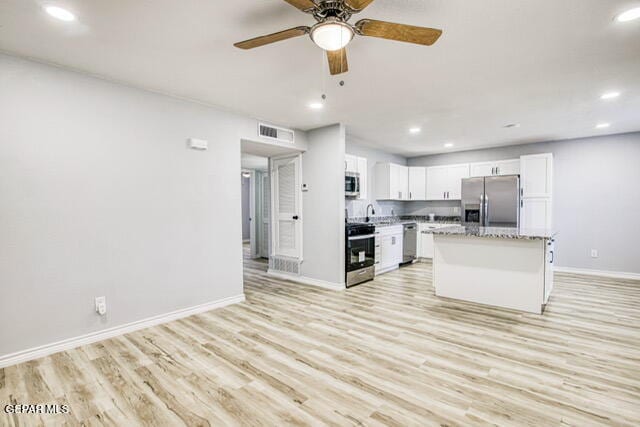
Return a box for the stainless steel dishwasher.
[402,223,417,264]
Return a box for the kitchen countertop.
[347,215,460,227]
[431,225,557,240]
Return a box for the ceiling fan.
[234,0,442,75]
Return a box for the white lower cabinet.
[418,223,452,258]
[375,225,403,275]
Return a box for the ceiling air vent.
[258,123,295,144]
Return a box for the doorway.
[240,140,304,274]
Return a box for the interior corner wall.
[346,137,408,218]
[301,124,346,286]
[0,53,245,359]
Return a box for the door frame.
[270,153,303,261]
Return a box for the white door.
[259,172,270,258]
[271,156,302,259]
[426,167,448,200]
[249,170,258,258]
[521,198,552,229]
[408,167,426,200]
[446,164,470,200]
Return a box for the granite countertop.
[347,215,460,227]
[431,225,557,240]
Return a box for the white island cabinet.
[432,226,555,314]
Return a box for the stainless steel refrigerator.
[461,175,520,227]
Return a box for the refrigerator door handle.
[479,194,484,225]
[484,194,489,226]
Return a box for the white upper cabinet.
[470,159,520,177]
[497,159,521,176]
[426,164,470,200]
[408,167,426,200]
[425,166,448,200]
[375,163,409,200]
[447,164,471,199]
[520,153,553,198]
[356,156,367,200]
[345,154,358,173]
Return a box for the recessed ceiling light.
[600,91,620,100]
[409,127,421,134]
[444,143,454,148]
[503,123,521,128]
[595,123,610,129]
[44,6,76,22]
[308,102,323,110]
[242,172,251,178]
[616,7,640,22]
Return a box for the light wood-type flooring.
[1,245,639,426]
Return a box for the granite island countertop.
[431,225,557,240]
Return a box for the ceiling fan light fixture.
[310,21,354,51]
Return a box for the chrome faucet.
[366,204,376,222]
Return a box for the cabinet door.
[380,235,394,269]
[422,232,435,258]
[391,233,403,264]
[521,198,552,229]
[357,157,368,200]
[470,162,495,178]
[396,165,409,200]
[345,154,358,173]
[446,164,470,200]
[426,167,448,200]
[496,159,520,176]
[521,153,552,198]
[408,167,426,200]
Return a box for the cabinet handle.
[550,250,554,263]
[491,167,495,175]
[409,192,412,199]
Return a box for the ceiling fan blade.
[234,26,310,50]
[344,0,375,12]
[356,19,442,46]
[327,48,348,75]
[283,0,316,12]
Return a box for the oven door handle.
[348,234,375,240]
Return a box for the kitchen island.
[431,226,556,314]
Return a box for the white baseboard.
[267,270,345,291]
[0,294,245,369]
[554,266,640,281]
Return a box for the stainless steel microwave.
[345,172,360,198]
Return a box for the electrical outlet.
[95,296,107,315]
[590,249,598,258]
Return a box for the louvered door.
[271,156,302,259]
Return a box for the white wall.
[301,124,346,286]
[346,137,407,218]
[0,54,249,359]
[408,132,640,275]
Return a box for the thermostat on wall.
[188,138,208,150]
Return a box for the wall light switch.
[188,138,208,150]
[590,249,598,258]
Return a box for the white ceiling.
[1,0,639,156]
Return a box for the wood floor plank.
[2,245,640,426]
